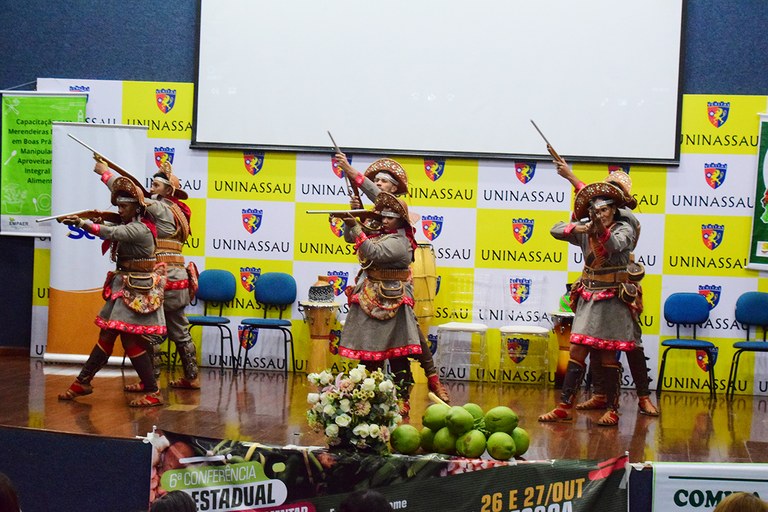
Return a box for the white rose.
[361,378,376,392]
[339,398,351,413]
[307,393,320,405]
[323,404,336,416]
[325,424,339,438]
[378,380,394,393]
[353,424,371,438]
[335,414,352,427]
[368,424,381,438]
[349,367,365,383]
[307,372,320,385]
[319,371,333,386]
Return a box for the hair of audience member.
[0,472,20,512]
[149,490,197,512]
[339,489,394,512]
[713,492,768,512]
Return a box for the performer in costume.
[539,178,638,426]
[94,160,200,390]
[339,191,423,420]
[555,160,658,417]
[335,153,451,404]
[58,177,166,407]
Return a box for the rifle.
[36,209,122,224]
[67,133,150,196]
[327,131,362,203]
[529,119,563,162]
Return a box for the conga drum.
[551,312,574,388]
[299,302,340,373]
[412,243,437,336]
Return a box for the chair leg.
[223,325,235,374]
[707,348,716,399]
[283,330,295,374]
[727,350,744,400]
[656,347,671,398]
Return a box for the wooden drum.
[551,312,574,388]
[412,243,437,336]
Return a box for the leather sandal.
[170,377,201,390]
[428,378,451,404]
[123,381,146,392]
[638,396,659,416]
[538,404,573,423]
[129,391,163,408]
[58,381,93,400]
[597,410,620,427]
[575,394,608,410]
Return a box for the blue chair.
[187,269,237,373]
[656,292,717,399]
[238,272,297,373]
[726,291,768,399]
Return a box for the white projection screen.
[194,0,684,164]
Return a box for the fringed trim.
[353,232,368,251]
[338,343,422,361]
[165,279,188,290]
[95,317,167,336]
[570,333,635,352]
[575,285,617,302]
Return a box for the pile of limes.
[390,403,530,460]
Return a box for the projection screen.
[194,0,684,164]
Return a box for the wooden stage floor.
[2,355,767,464]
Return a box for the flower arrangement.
[307,365,401,454]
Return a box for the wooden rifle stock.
[327,130,361,203]
[67,133,151,196]
[37,209,122,224]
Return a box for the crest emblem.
[238,325,258,350]
[707,101,730,128]
[506,337,529,364]
[154,147,175,168]
[514,162,536,184]
[329,217,344,237]
[155,88,176,114]
[329,329,342,355]
[240,267,261,292]
[422,215,444,241]
[512,218,535,244]
[424,159,445,182]
[697,285,721,310]
[331,155,351,179]
[427,333,438,356]
[327,271,349,296]
[243,152,265,175]
[242,209,263,234]
[509,278,531,304]
[704,163,727,190]
[696,347,718,372]
[701,224,724,250]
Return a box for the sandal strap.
[123,382,146,392]
[575,395,608,410]
[538,405,573,422]
[129,392,163,407]
[597,410,620,426]
[638,396,659,416]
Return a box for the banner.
[46,122,148,359]
[748,114,768,270]
[149,430,628,512]
[653,462,768,511]
[1,91,87,236]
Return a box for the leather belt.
[157,239,184,253]
[367,268,411,281]
[116,258,156,272]
[156,253,185,265]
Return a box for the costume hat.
[374,191,411,225]
[154,161,188,200]
[364,159,408,195]
[111,176,147,207]
[604,170,637,210]
[573,181,626,221]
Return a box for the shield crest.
[155,88,176,114]
[238,325,258,350]
[331,155,351,179]
[329,329,341,355]
[696,347,718,372]
[701,224,724,250]
[240,267,261,292]
[515,162,536,184]
[329,217,344,237]
[697,285,721,310]
[707,101,730,128]
[509,278,531,304]
[422,215,444,241]
[424,159,445,182]
[243,152,265,175]
[506,337,529,364]
[154,147,175,168]
[513,218,534,244]
[427,333,438,356]
[327,271,349,296]
[242,209,263,234]
[704,163,727,190]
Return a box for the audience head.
[149,490,197,512]
[0,472,20,512]
[713,492,768,512]
[339,489,393,512]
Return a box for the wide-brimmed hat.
[573,181,626,220]
[364,159,408,195]
[604,170,637,210]
[111,176,147,207]
[373,191,411,225]
[153,161,188,200]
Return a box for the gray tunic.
[339,224,421,361]
[551,217,637,351]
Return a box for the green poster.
[1,92,86,235]
[749,116,768,269]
